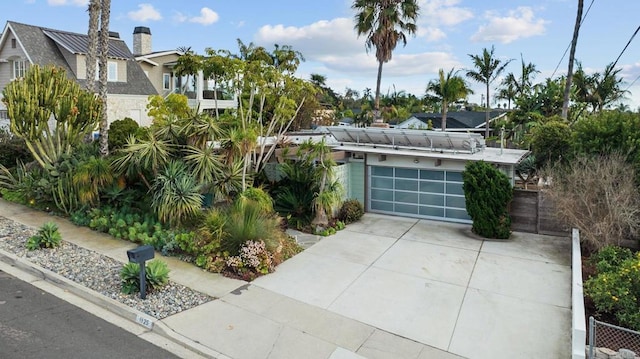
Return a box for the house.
[326,126,528,224]
[132,26,236,113]
[0,21,157,126]
[396,111,509,135]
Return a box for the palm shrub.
[462,161,512,239]
[120,259,170,294]
[26,222,62,250]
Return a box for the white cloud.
[255,18,361,60]
[127,3,162,22]
[418,0,474,26]
[47,0,87,6]
[172,12,188,23]
[471,7,548,44]
[189,7,219,25]
[419,27,447,42]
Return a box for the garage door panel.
[371,200,393,211]
[446,208,471,221]
[371,189,393,201]
[372,167,393,176]
[446,172,463,182]
[420,193,444,206]
[396,168,418,179]
[420,170,444,180]
[396,203,419,214]
[446,196,466,209]
[372,177,393,188]
[420,206,445,217]
[446,183,464,195]
[396,191,419,204]
[420,181,444,193]
[395,179,418,191]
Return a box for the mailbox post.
[126,245,155,299]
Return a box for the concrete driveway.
[252,213,572,359]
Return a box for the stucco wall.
[106,94,151,126]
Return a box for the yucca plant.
[120,259,170,294]
[151,160,203,227]
[26,221,62,250]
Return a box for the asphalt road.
[0,270,180,359]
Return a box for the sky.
[2,0,639,110]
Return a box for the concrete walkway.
[0,200,571,359]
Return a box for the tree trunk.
[85,0,100,93]
[562,0,584,120]
[98,0,110,157]
[441,100,448,131]
[374,60,383,124]
[485,83,490,138]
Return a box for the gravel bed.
[0,217,213,319]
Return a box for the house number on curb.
[135,314,154,329]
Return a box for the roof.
[42,29,130,59]
[401,111,508,130]
[325,126,528,165]
[2,21,156,96]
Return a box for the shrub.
[589,245,634,274]
[223,199,282,256]
[543,153,640,251]
[530,120,571,168]
[26,222,62,250]
[462,161,512,239]
[120,259,170,294]
[338,199,364,224]
[238,187,274,213]
[585,249,640,331]
[108,117,140,150]
[226,240,273,279]
[0,128,32,168]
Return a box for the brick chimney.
[132,26,151,55]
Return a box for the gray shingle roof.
[410,111,508,129]
[7,21,156,96]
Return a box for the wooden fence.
[510,189,569,235]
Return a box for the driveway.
[252,213,571,359]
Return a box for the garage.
[369,166,470,223]
[327,127,528,224]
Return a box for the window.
[11,38,16,48]
[107,61,117,82]
[95,61,118,81]
[163,73,171,90]
[12,60,27,79]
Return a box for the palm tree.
[562,0,584,119]
[352,0,419,125]
[85,0,100,93]
[97,0,111,157]
[426,68,473,131]
[466,46,512,137]
[573,62,627,112]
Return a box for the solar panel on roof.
[327,127,485,153]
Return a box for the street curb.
[0,248,226,359]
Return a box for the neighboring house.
[132,26,236,113]
[0,21,157,126]
[326,126,528,224]
[396,111,509,135]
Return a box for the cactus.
[1,65,102,170]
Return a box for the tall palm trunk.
[441,100,448,131]
[98,0,110,157]
[86,0,100,93]
[484,82,490,138]
[562,0,584,119]
[374,61,383,124]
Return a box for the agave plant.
[151,160,203,227]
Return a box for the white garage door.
[368,166,471,223]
